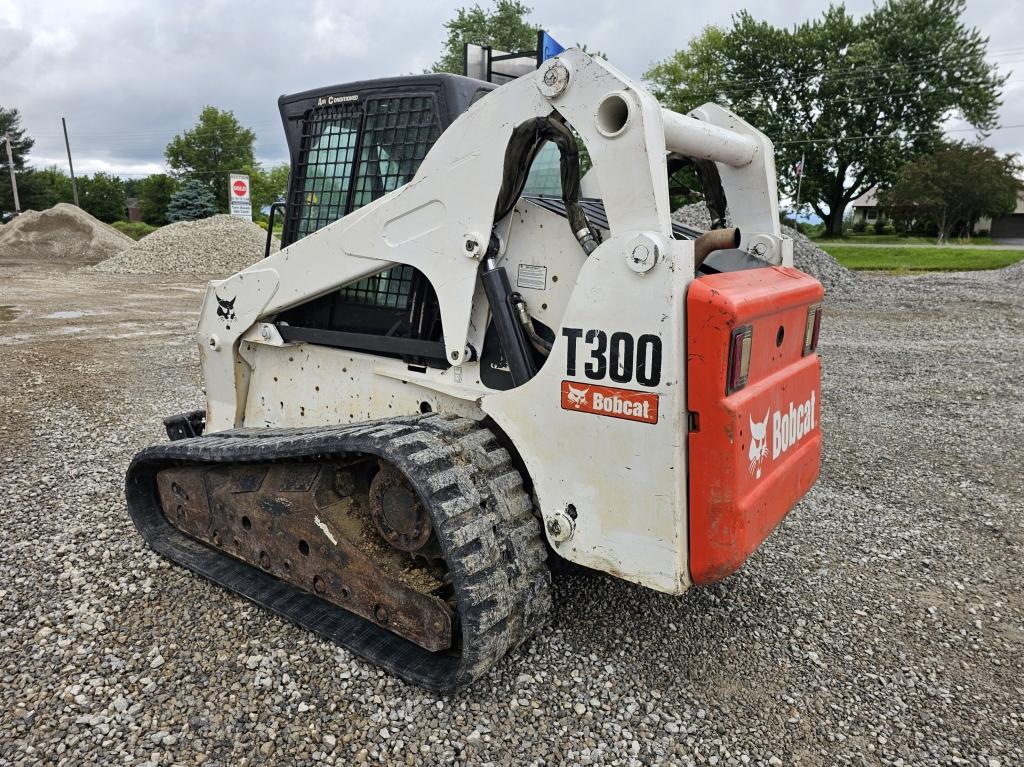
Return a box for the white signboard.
[229,173,252,220]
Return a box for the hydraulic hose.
[494,115,600,256]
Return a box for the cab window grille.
[287,102,362,243]
[340,265,416,309]
[276,92,445,364]
[351,96,441,210]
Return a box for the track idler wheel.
[369,462,434,552]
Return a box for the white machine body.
[194,49,791,594]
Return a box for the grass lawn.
[820,244,1024,271]
[814,233,995,246]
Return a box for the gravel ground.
[0,255,1021,766]
[90,214,279,276]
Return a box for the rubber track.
[125,413,552,692]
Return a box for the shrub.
[976,229,990,238]
[852,219,867,233]
[166,179,217,222]
[111,221,159,240]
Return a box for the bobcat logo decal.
[566,384,590,408]
[748,410,770,479]
[215,294,236,323]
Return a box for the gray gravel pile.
[0,263,1022,765]
[672,203,855,292]
[91,214,279,276]
[996,255,1024,281]
[0,203,133,263]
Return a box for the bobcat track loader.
[126,49,824,691]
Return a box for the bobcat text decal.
[748,391,817,478]
[560,381,659,425]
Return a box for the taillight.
[727,325,752,394]
[803,304,822,356]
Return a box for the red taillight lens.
[803,304,822,356]
[727,325,752,394]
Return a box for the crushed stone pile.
[91,214,280,276]
[0,203,133,263]
[997,254,1024,281]
[672,203,855,292]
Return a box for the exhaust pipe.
[694,227,741,270]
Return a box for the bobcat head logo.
[566,384,590,408]
[215,294,236,323]
[748,409,770,479]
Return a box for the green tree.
[16,166,74,211]
[166,179,217,222]
[645,0,1006,237]
[1,106,34,212]
[165,107,256,212]
[79,172,127,223]
[136,174,179,226]
[432,1,538,74]
[249,163,290,218]
[879,144,1021,242]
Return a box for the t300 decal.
[561,328,662,386]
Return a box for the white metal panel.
[482,235,693,594]
[241,343,484,426]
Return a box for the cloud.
[3,0,1022,178]
[0,19,31,68]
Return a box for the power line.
[775,122,1024,147]
[655,51,1024,101]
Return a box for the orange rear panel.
[687,267,824,585]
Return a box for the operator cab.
[277,74,495,247]
[273,74,571,370]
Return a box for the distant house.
[850,187,1024,238]
[850,189,880,227]
[977,191,1024,238]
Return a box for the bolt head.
[538,59,571,97]
[625,235,661,273]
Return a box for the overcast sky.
[3,0,1022,177]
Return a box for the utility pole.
[793,150,806,219]
[62,117,80,207]
[3,134,20,216]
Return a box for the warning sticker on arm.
[517,264,547,290]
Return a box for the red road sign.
[232,179,248,196]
